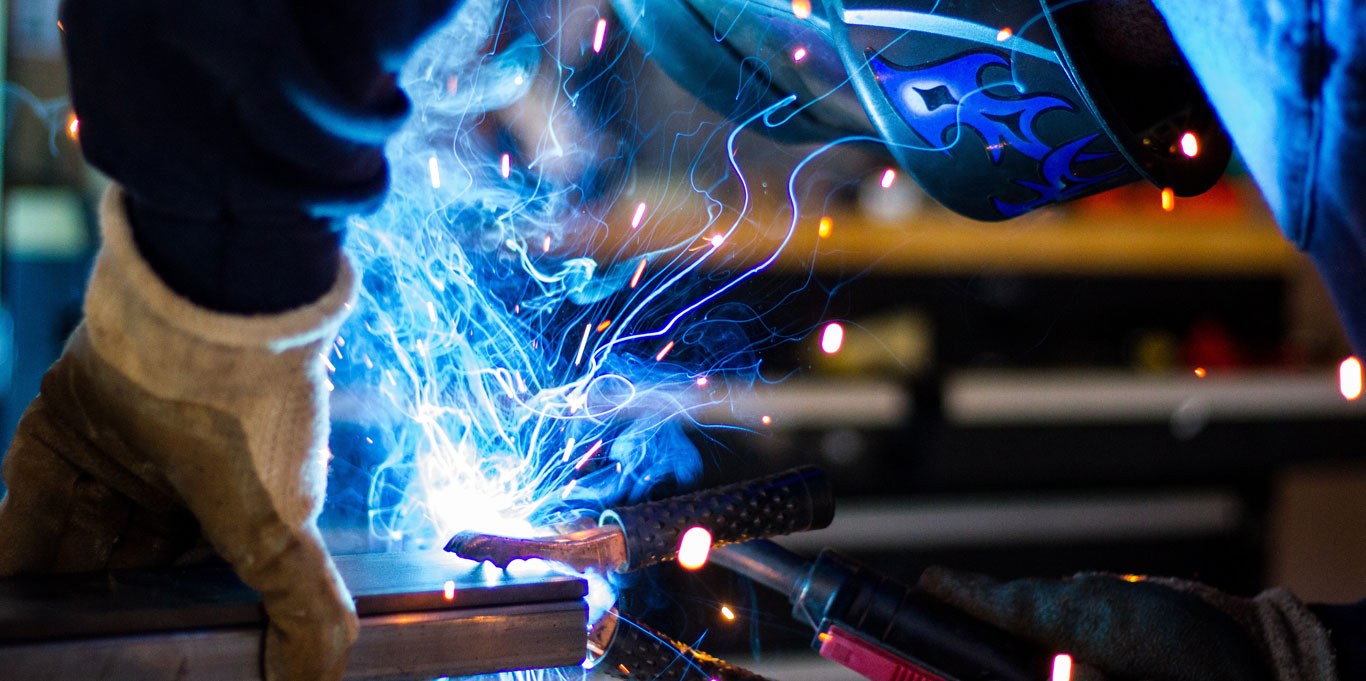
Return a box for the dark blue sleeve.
[1310,600,1366,681]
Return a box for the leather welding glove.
[919,568,1338,681]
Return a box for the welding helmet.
[609,0,1231,221]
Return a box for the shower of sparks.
[592,18,608,53]
[820,322,845,354]
[1180,132,1200,158]
[880,168,897,188]
[676,526,713,570]
[1341,357,1363,400]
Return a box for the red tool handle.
[819,624,952,681]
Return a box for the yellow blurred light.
[792,0,812,19]
[1161,187,1176,212]
[996,27,1013,41]
[66,114,79,141]
[443,580,456,600]
[1051,654,1073,681]
[1180,132,1200,158]
[720,605,736,621]
[677,526,713,570]
[1121,574,1147,582]
[1340,356,1363,400]
[820,322,844,354]
[818,216,833,239]
[761,415,772,426]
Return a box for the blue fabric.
[60,0,463,312]
[1152,0,1366,353]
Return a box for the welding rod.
[712,541,1055,681]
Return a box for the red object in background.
[1183,318,1245,369]
[819,625,951,681]
[1071,178,1251,221]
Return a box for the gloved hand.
[60,0,465,313]
[919,567,1338,681]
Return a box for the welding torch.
[447,466,1055,681]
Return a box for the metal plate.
[0,551,588,680]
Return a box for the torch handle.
[602,466,834,572]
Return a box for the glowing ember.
[630,257,648,288]
[1340,357,1363,400]
[1161,187,1176,212]
[791,0,812,19]
[1180,132,1200,158]
[880,168,897,188]
[792,47,808,62]
[818,216,833,239]
[1193,367,1206,378]
[1051,654,1073,681]
[820,322,844,354]
[676,526,713,570]
[709,234,725,248]
[996,27,1013,41]
[592,18,608,54]
[761,415,772,425]
[443,580,456,600]
[66,114,80,141]
[631,201,647,229]
[596,320,612,332]
[695,376,708,387]
[655,340,676,362]
[720,605,736,621]
[500,153,511,178]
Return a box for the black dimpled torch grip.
[602,466,834,572]
[600,618,776,681]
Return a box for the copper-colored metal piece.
[444,525,629,573]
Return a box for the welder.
[0,2,469,680]
[0,3,1361,681]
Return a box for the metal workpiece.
[446,524,627,573]
[0,551,589,681]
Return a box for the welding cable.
[589,610,776,681]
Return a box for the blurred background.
[1,1,1363,679]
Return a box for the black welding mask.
[609,0,1231,221]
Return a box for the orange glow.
[1340,357,1363,400]
[720,605,736,621]
[791,0,812,19]
[596,320,612,333]
[1193,367,1206,378]
[618,664,631,675]
[1051,654,1073,681]
[996,27,1013,41]
[761,415,772,426]
[1180,132,1200,158]
[818,632,832,643]
[630,257,647,288]
[443,580,456,600]
[655,340,675,362]
[818,216,833,239]
[66,113,80,141]
[1161,187,1176,212]
[1121,574,1147,582]
[677,527,713,570]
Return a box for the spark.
[66,114,79,141]
[818,216,833,239]
[427,301,438,324]
[596,320,612,332]
[428,156,441,188]
[631,202,648,229]
[542,235,552,252]
[1180,132,1200,158]
[792,47,808,63]
[820,322,845,354]
[1161,187,1176,211]
[709,234,725,248]
[561,479,578,499]
[500,153,511,178]
[720,605,736,621]
[562,438,577,463]
[574,440,604,470]
[880,168,897,188]
[1121,574,1147,582]
[695,376,708,387]
[655,340,676,362]
[1341,357,1363,400]
[443,580,456,600]
[574,323,592,366]
[1051,655,1073,681]
[630,258,648,288]
[791,0,812,19]
[592,18,608,53]
[676,527,713,570]
[761,415,772,425]
[1193,367,1206,378]
[996,27,1013,41]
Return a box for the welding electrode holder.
[599,466,834,572]
[713,540,1055,681]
